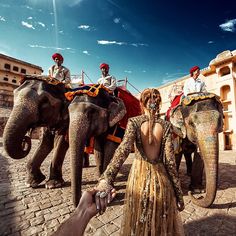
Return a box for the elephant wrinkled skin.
[68,89,126,206]
[3,76,69,189]
[170,93,223,208]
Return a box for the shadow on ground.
[184,213,236,235]
[0,151,16,236]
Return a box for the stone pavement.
[0,138,236,236]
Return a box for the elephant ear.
[108,98,127,127]
[170,106,186,138]
[215,99,224,133]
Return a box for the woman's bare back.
[140,121,163,162]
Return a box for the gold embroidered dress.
[100,115,184,236]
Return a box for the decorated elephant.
[3,75,71,189]
[170,92,223,207]
[66,84,133,206]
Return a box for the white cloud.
[59,30,64,34]
[97,40,127,46]
[25,5,33,10]
[124,70,132,74]
[208,41,214,44]
[27,16,33,20]
[98,40,148,47]
[142,70,146,73]
[0,16,6,22]
[28,44,75,52]
[21,21,35,30]
[78,25,94,31]
[113,18,120,24]
[219,19,236,32]
[38,22,45,27]
[83,50,90,55]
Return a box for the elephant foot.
[189,185,206,194]
[83,159,90,168]
[45,179,65,189]
[26,172,46,188]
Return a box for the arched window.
[219,66,230,77]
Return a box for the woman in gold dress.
[95,88,185,236]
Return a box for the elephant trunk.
[188,134,219,208]
[3,96,38,159]
[69,110,90,207]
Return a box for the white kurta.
[98,75,117,91]
[48,65,71,85]
[183,77,206,96]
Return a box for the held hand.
[177,200,185,212]
[95,180,116,215]
[75,189,98,218]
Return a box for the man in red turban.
[183,65,207,96]
[98,63,117,92]
[48,53,71,87]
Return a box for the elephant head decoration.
[170,93,223,208]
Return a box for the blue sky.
[0,0,236,93]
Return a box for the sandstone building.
[0,53,43,136]
[157,50,236,151]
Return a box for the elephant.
[68,85,127,206]
[170,92,223,208]
[3,75,72,189]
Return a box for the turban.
[190,66,200,76]
[52,53,64,62]
[100,63,109,70]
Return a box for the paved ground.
[0,138,236,236]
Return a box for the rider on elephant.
[98,63,117,93]
[183,65,207,96]
[48,53,71,89]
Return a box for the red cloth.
[52,53,64,62]
[189,66,200,75]
[166,92,183,121]
[117,87,141,128]
[99,63,109,70]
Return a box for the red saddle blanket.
[166,92,183,121]
[117,87,141,128]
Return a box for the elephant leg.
[94,138,104,176]
[175,152,182,172]
[103,141,118,173]
[83,153,90,167]
[184,153,192,176]
[26,129,54,188]
[45,134,69,189]
[189,151,204,193]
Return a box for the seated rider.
[183,66,207,96]
[48,53,71,89]
[98,63,117,93]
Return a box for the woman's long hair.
[140,88,162,144]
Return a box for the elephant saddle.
[64,84,112,101]
[181,92,221,106]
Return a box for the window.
[3,77,9,81]
[219,66,230,77]
[12,79,17,83]
[13,66,19,72]
[21,68,26,74]
[4,63,11,70]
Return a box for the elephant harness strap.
[64,84,112,101]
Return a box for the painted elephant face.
[170,97,223,144]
